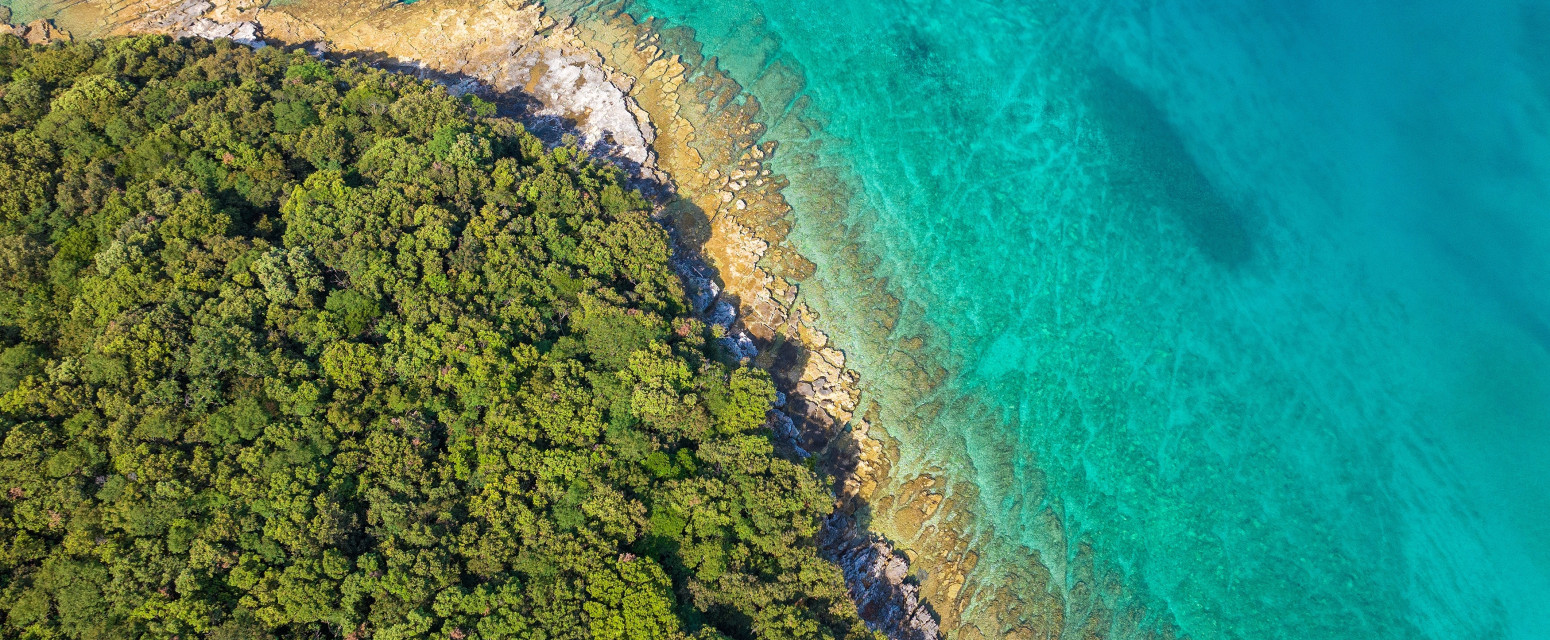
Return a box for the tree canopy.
[0,34,875,640]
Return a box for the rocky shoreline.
[5,1,941,637]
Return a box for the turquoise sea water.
[555,1,1550,637]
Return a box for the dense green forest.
[0,34,875,640]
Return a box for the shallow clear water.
[551,0,1550,637]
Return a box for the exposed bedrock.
[820,515,943,640]
[111,0,664,187]
[0,9,73,45]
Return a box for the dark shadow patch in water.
[893,24,937,76]
[886,21,971,123]
[1086,66,1254,267]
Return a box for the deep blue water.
[553,0,1550,637]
